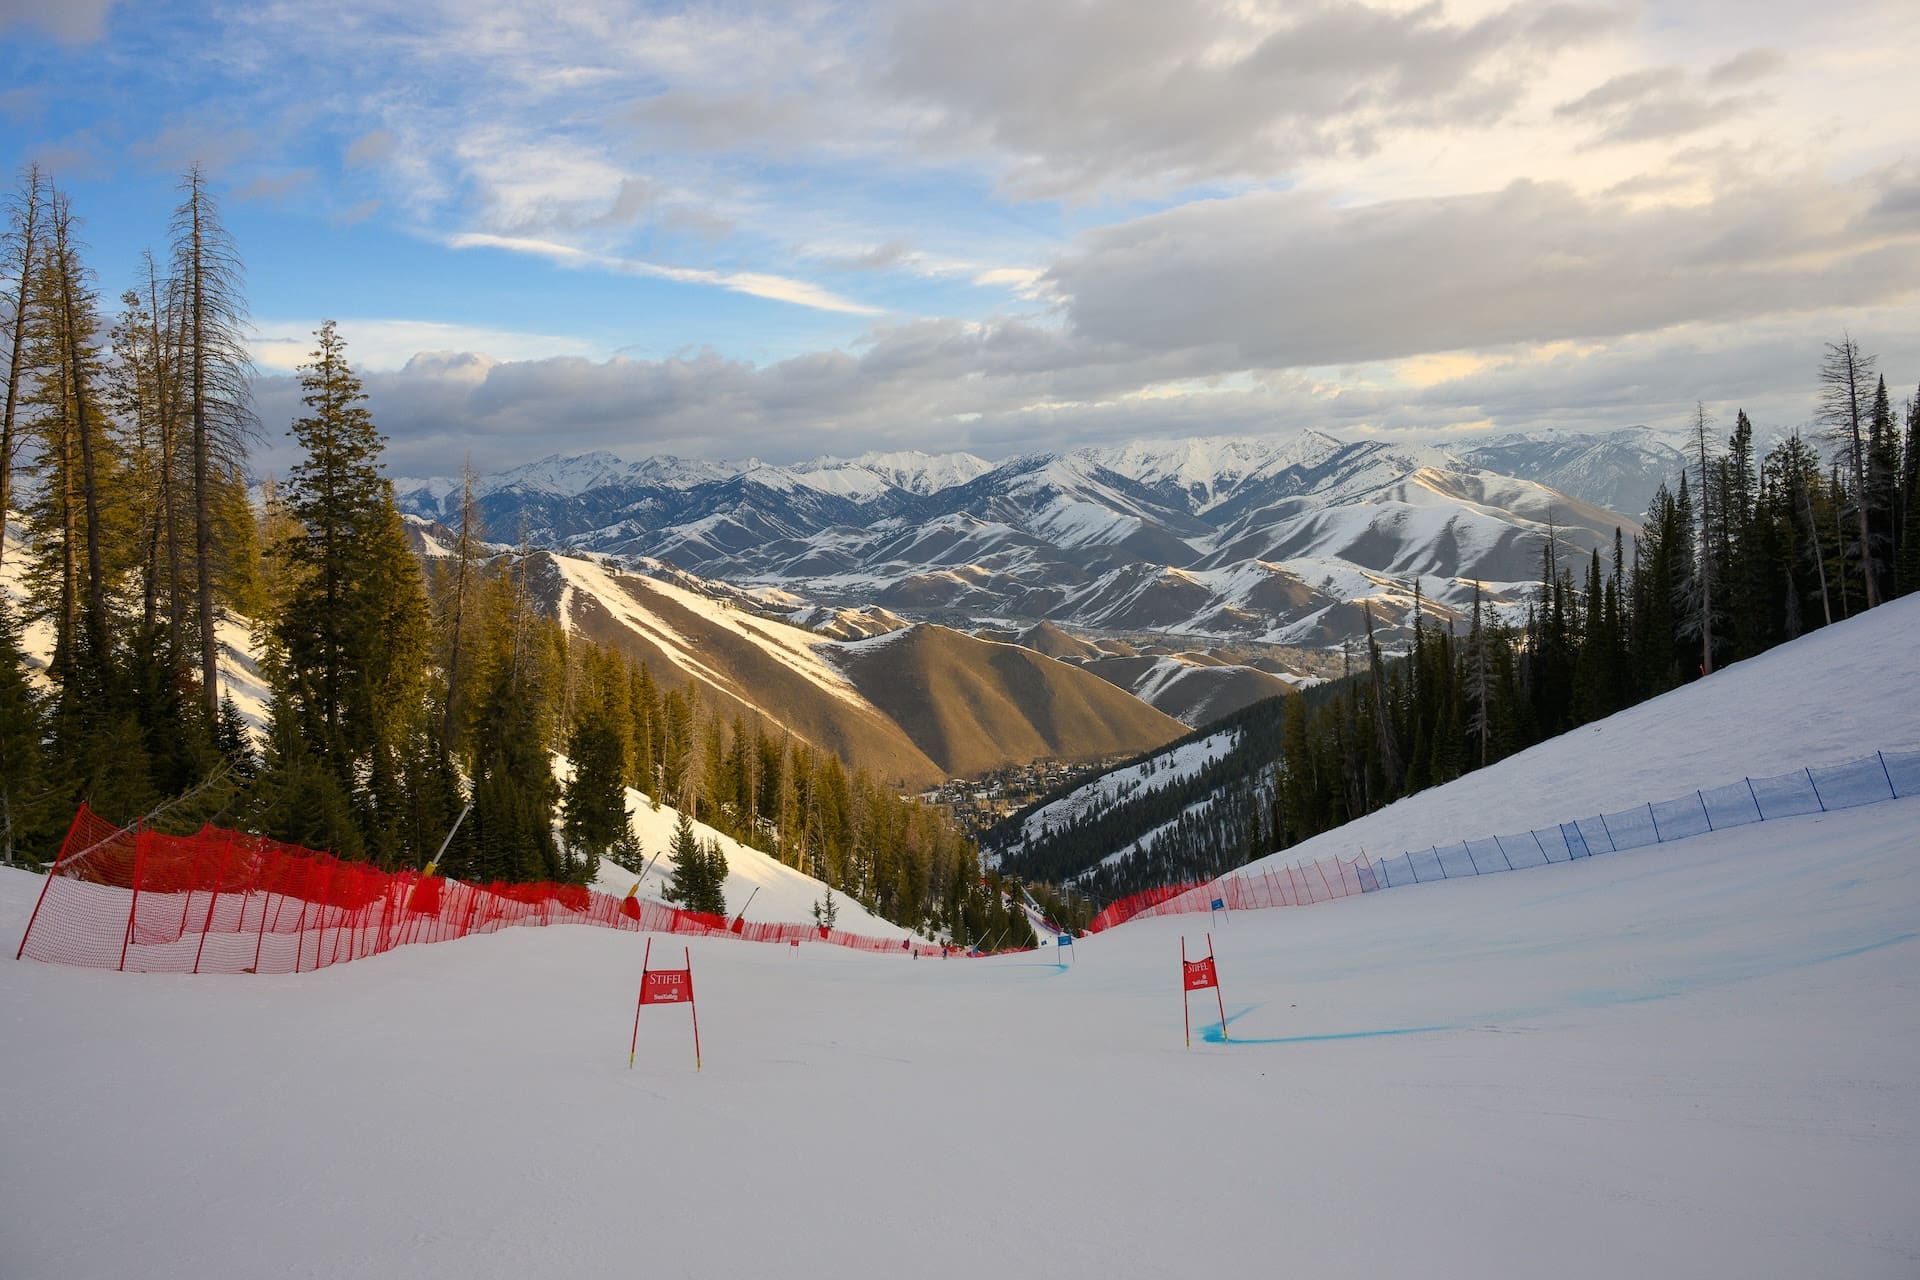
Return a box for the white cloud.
[0,0,115,44]
[447,232,885,316]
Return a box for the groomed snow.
[1250,592,1920,879]
[2,791,1914,1277]
[1,598,1915,1278]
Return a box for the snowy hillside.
[1247,592,1920,880]
[588,780,914,942]
[4,629,1915,1274]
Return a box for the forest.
[0,164,1011,943]
[995,369,1920,902]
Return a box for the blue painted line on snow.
[1200,1022,1454,1046]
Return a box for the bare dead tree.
[1817,334,1881,610]
[1,164,46,572]
[169,165,257,717]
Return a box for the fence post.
[1697,791,1712,832]
[191,832,232,975]
[1805,767,1826,812]
[16,805,89,961]
[1434,846,1447,879]
[118,824,147,972]
[1531,830,1550,862]
[251,880,273,973]
[1647,802,1662,842]
[1492,836,1514,871]
[1598,812,1617,850]
[1878,751,1897,798]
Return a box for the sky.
[3,0,1919,477]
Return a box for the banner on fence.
[1181,934,1227,1048]
[630,939,702,1071]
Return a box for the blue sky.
[4,0,1918,477]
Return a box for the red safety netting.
[1084,853,1378,933]
[15,805,949,973]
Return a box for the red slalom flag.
[1183,956,1218,991]
[1181,933,1229,1048]
[629,939,703,1070]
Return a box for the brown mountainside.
[828,624,1187,779]
[532,552,1180,787]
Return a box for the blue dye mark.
[1200,1023,1454,1046]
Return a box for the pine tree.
[561,647,632,869]
[278,320,388,764]
[663,809,709,910]
[0,598,53,863]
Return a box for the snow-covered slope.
[1247,592,1920,880]
[588,780,912,941]
[3,620,1913,1276]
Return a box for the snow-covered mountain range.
[397,430,1681,660]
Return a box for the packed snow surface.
[1252,592,1920,878]
[2,603,1916,1278]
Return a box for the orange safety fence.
[1086,854,1375,933]
[15,804,949,973]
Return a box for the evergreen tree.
[663,809,710,910]
[0,598,54,863]
[561,646,632,869]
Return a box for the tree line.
[994,345,1920,902]
[0,165,994,942]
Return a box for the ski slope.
[2,605,1918,1277]
[1250,593,1920,880]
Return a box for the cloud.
[234,169,316,203]
[344,129,396,168]
[1707,47,1788,88]
[447,231,885,315]
[1555,65,1762,146]
[332,199,381,226]
[880,0,1629,197]
[249,318,593,373]
[244,297,1920,481]
[1041,173,1920,370]
[0,0,115,44]
[129,120,258,176]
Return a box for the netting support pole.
[251,888,272,972]
[1877,751,1896,798]
[1806,767,1826,812]
[1698,791,1712,832]
[15,805,86,960]
[1647,802,1662,842]
[118,824,146,972]
[1745,776,1761,819]
[1598,812,1616,850]
[1531,830,1549,862]
[1493,836,1514,871]
[1434,846,1447,879]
